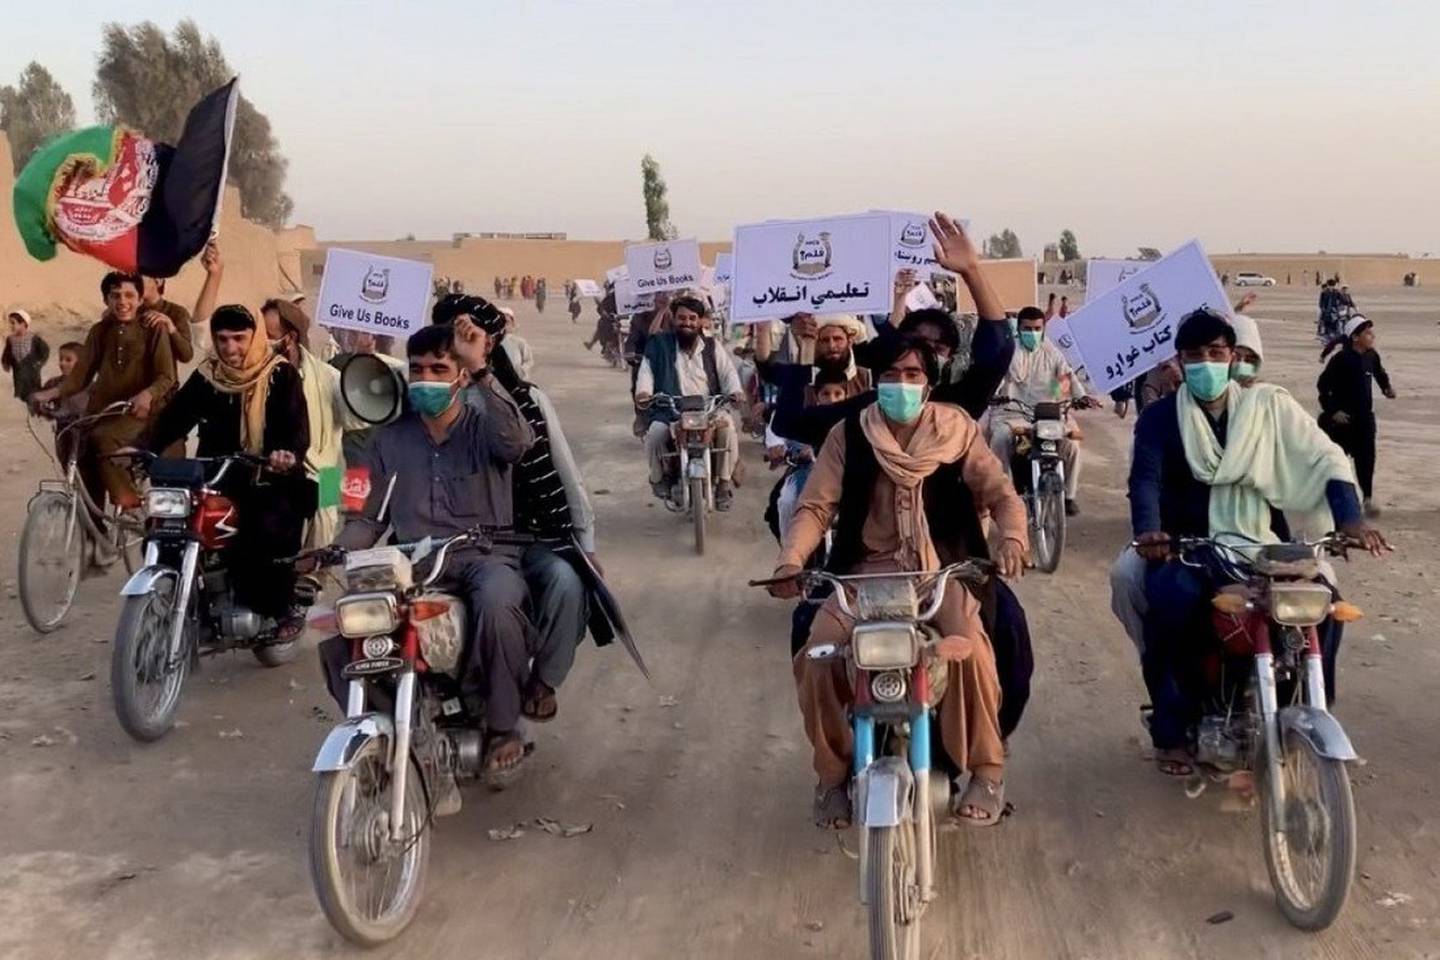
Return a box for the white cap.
[1343,314,1371,339]
[816,314,866,340]
[1229,313,1263,360]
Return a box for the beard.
[676,329,700,350]
[814,350,851,377]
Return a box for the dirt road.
[2,286,1437,959]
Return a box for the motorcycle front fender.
[119,564,177,598]
[312,712,396,772]
[855,755,915,828]
[1277,704,1359,762]
[686,452,709,478]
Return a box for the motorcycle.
[754,560,993,960]
[305,528,530,946]
[110,453,313,742]
[646,393,733,555]
[1153,534,1367,930]
[991,397,1078,573]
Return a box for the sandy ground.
[1,284,1437,960]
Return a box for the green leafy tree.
[984,229,1023,259]
[641,153,676,241]
[93,19,293,226]
[0,62,76,173]
[1058,228,1080,261]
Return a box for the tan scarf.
[199,325,284,454]
[859,401,974,571]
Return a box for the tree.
[0,62,76,173]
[984,229,1023,259]
[1058,228,1080,262]
[640,153,676,241]
[92,20,292,227]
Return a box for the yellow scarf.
[859,402,974,571]
[199,329,284,454]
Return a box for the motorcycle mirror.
[340,353,405,425]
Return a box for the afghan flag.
[12,78,239,278]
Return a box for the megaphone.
[340,353,405,425]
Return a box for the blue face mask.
[876,382,926,424]
[1007,317,1019,334]
[407,379,458,418]
[1231,361,1258,382]
[1018,330,1042,352]
[1183,362,1231,402]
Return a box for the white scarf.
[1177,381,1356,545]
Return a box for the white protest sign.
[623,238,703,294]
[614,276,654,316]
[605,265,628,284]
[1086,258,1150,298]
[1066,240,1227,394]
[1044,316,1087,373]
[573,279,602,298]
[876,210,970,280]
[904,281,940,312]
[712,252,734,287]
[730,213,892,323]
[317,248,433,339]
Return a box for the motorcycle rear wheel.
[1032,472,1066,573]
[111,578,190,742]
[1262,730,1356,930]
[691,476,707,556]
[310,737,430,946]
[866,822,922,960]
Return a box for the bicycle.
[18,401,146,632]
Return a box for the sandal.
[954,775,1005,827]
[482,731,528,791]
[1155,748,1196,778]
[813,782,852,830]
[521,679,558,723]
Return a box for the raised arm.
[192,241,223,328]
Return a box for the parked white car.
[1234,271,1276,286]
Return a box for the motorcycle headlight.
[680,412,708,431]
[1268,583,1332,627]
[144,487,191,519]
[852,624,919,671]
[335,593,399,638]
[1035,420,1066,442]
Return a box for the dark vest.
[644,334,722,424]
[828,413,991,576]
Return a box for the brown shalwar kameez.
[54,316,174,506]
[778,404,1027,789]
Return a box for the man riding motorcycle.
[1128,308,1388,777]
[769,335,1028,829]
[987,306,1095,517]
[634,295,746,509]
[335,320,536,785]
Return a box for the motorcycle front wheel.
[1031,472,1066,573]
[866,823,922,960]
[111,578,190,742]
[1261,730,1356,930]
[690,476,707,556]
[310,736,430,946]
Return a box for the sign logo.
[653,247,673,271]
[54,135,159,244]
[360,266,390,303]
[1122,282,1163,332]
[898,221,927,248]
[791,232,833,279]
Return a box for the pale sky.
[5,0,1438,256]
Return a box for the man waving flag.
[12,78,238,277]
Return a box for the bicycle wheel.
[18,491,83,633]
